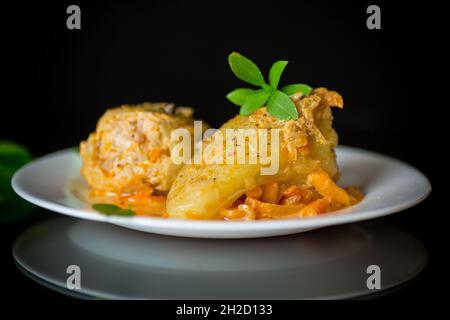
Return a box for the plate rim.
[11,145,432,231]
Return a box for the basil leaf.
[281,83,313,97]
[269,60,288,89]
[228,52,266,87]
[266,90,299,120]
[226,88,255,106]
[92,204,135,216]
[240,89,271,116]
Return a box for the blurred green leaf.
[0,140,35,222]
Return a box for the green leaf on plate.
[281,83,313,97]
[240,89,271,116]
[269,60,288,89]
[228,52,266,87]
[226,88,256,106]
[266,90,299,120]
[92,204,135,216]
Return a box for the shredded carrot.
[89,173,362,220]
[282,185,305,198]
[220,204,255,221]
[280,194,303,205]
[245,197,307,219]
[308,169,351,205]
[299,198,329,216]
[298,146,311,156]
[245,186,263,199]
[346,186,364,204]
[261,182,279,204]
[121,194,166,216]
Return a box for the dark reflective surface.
[13,216,427,299]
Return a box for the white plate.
[12,146,431,239]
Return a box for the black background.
[0,0,444,307]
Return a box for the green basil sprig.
[226,52,312,120]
